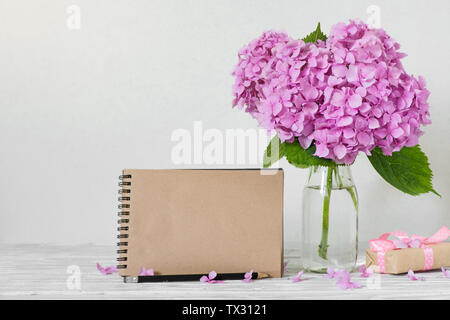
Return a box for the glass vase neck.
[305,165,354,189]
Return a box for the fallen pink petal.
[96,263,118,275]
[407,269,424,281]
[283,261,289,273]
[208,271,217,280]
[337,278,362,290]
[324,267,339,279]
[442,267,450,279]
[200,270,224,284]
[335,270,362,290]
[292,271,304,283]
[139,267,154,276]
[242,270,254,283]
[359,265,374,278]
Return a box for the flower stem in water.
[318,166,333,260]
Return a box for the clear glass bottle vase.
[300,165,358,272]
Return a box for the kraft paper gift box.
[117,169,284,278]
[366,227,450,274]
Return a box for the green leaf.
[263,135,338,168]
[367,146,440,196]
[263,136,285,168]
[302,22,327,43]
[284,139,336,168]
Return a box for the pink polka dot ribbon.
[369,226,450,273]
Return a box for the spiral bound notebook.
[117,169,284,280]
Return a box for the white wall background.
[0,0,449,246]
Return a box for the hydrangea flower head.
[232,20,431,164]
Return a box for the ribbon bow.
[369,226,449,273]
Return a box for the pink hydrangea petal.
[346,65,359,82]
[359,265,374,278]
[208,270,217,280]
[391,127,405,138]
[355,86,367,97]
[336,116,353,127]
[346,52,355,64]
[243,269,254,282]
[407,269,424,281]
[139,267,154,276]
[368,118,380,129]
[273,102,283,116]
[333,144,347,159]
[331,91,346,106]
[442,267,450,278]
[374,128,387,139]
[303,102,318,114]
[315,143,329,158]
[298,136,313,149]
[343,128,356,138]
[334,269,362,290]
[96,263,106,275]
[97,263,118,275]
[323,267,336,279]
[292,271,304,283]
[348,94,362,108]
[332,64,347,78]
[357,132,371,146]
[328,76,343,86]
[302,85,319,100]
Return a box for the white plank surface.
[0,244,449,300]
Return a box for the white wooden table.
[1,244,449,300]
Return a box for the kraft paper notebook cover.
[117,169,284,279]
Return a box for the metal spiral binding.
[117,174,132,270]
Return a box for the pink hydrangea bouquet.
[232,21,438,197]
